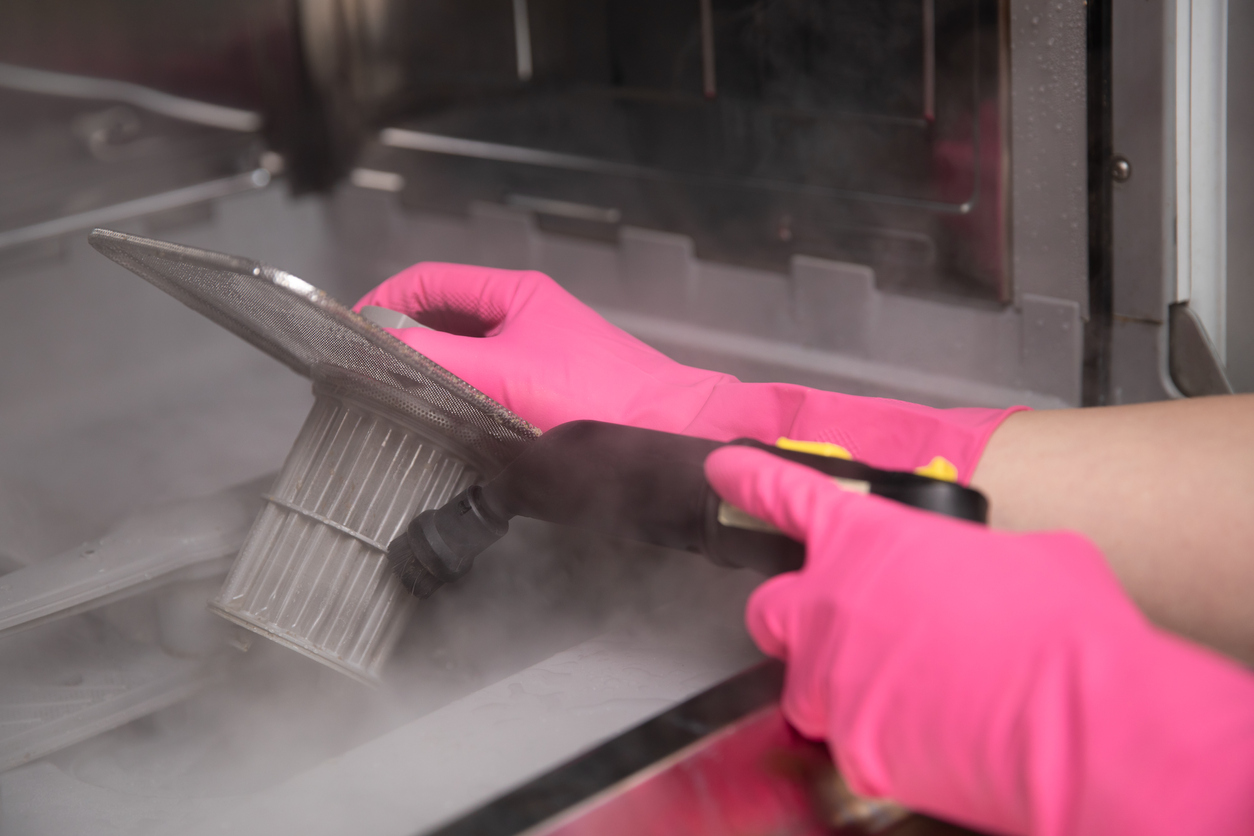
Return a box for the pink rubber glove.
[356,263,1023,482]
[705,446,1254,836]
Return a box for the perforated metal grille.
[88,228,539,474]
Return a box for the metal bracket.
[1169,301,1234,396]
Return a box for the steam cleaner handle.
[703,436,988,575]
[386,421,988,597]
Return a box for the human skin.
[970,393,1254,664]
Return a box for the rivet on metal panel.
[1111,155,1132,182]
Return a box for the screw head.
[1111,155,1132,182]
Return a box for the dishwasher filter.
[89,229,539,684]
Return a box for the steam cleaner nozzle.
[385,485,510,598]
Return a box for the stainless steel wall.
[1228,0,1254,391]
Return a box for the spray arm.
[385,420,988,598]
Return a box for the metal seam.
[261,494,388,553]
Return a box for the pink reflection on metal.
[531,707,834,836]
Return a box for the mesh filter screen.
[87,228,539,474]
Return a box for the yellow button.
[775,437,852,460]
[914,456,959,483]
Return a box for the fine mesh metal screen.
[88,228,539,474]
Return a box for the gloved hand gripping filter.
[88,229,539,684]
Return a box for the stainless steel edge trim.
[923,0,936,121]
[699,0,717,98]
[0,169,271,252]
[380,128,976,214]
[0,61,262,132]
[597,305,1071,410]
[512,0,533,81]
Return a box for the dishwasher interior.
[2,1,1251,834]
[0,96,967,835]
[0,175,777,835]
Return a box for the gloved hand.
[357,263,1022,482]
[704,446,1254,836]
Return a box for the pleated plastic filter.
[89,229,539,684]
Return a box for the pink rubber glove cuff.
[686,382,1024,482]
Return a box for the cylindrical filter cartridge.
[210,371,478,685]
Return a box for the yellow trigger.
[914,456,959,483]
[776,438,958,483]
[775,437,852,460]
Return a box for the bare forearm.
[971,394,1254,664]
